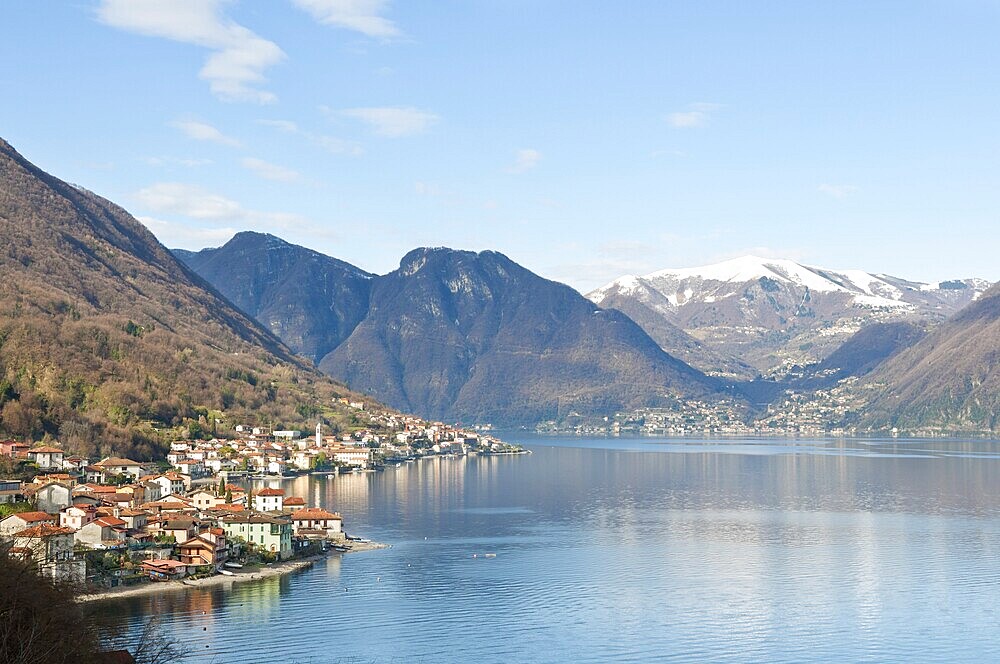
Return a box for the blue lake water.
[97,436,1000,663]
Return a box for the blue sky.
[2,1,998,291]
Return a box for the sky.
[1,1,998,292]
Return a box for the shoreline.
[525,430,1000,441]
[77,541,389,604]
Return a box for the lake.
[97,436,1000,663]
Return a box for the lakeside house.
[290,508,343,540]
[140,559,188,581]
[219,512,293,560]
[177,528,228,566]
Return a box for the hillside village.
[0,407,520,591]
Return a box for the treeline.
[0,290,368,460]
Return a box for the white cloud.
[257,119,300,133]
[138,216,238,249]
[144,156,213,167]
[341,107,438,137]
[312,134,365,155]
[96,0,285,103]
[241,157,300,182]
[169,120,242,147]
[258,118,363,155]
[134,183,338,244]
[414,181,443,196]
[818,183,861,198]
[291,0,399,38]
[135,183,246,220]
[666,112,708,128]
[509,148,542,173]
[666,102,722,129]
[134,182,306,229]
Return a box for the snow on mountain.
[588,256,990,378]
[589,255,983,310]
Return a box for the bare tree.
[0,543,183,663]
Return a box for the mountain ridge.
[589,255,989,378]
[0,137,386,459]
[320,246,732,425]
[856,283,1000,432]
[174,231,374,363]
[176,235,738,426]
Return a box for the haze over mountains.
[588,256,989,379]
[0,137,382,459]
[178,235,732,425]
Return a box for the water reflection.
[98,438,1000,663]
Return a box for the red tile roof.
[14,523,74,538]
[291,508,342,521]
[255,488,285,497]
[6,511,55,523]
[95,516,127,527]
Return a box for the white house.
[0,511,56,536]
[252,488,284,512]
[27,446,64,470]
[119,509,149,532]
[174,459,206,478]
[74,517,127,549]
[329,446,374,469]
[290,508,343,539]
[94,457,146,480]
[12,523,83,582]
[34,482,72,514]
[60,505,96,530]
[189,489,226,511]
[205,457,238,475]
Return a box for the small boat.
[219,569,235,576]
[224,562,243,569]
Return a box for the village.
[538,388,870,438]
[0,404,522,594]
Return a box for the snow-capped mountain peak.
[588,255,990,312]
[645,255,849,293]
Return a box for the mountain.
[585,284,759,381]
[857,284,1000,432]
[589,256,989,378]
[0,137,382,459]
[174,232,373,363]
[738,321,928,406]
[317,248,732,425]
